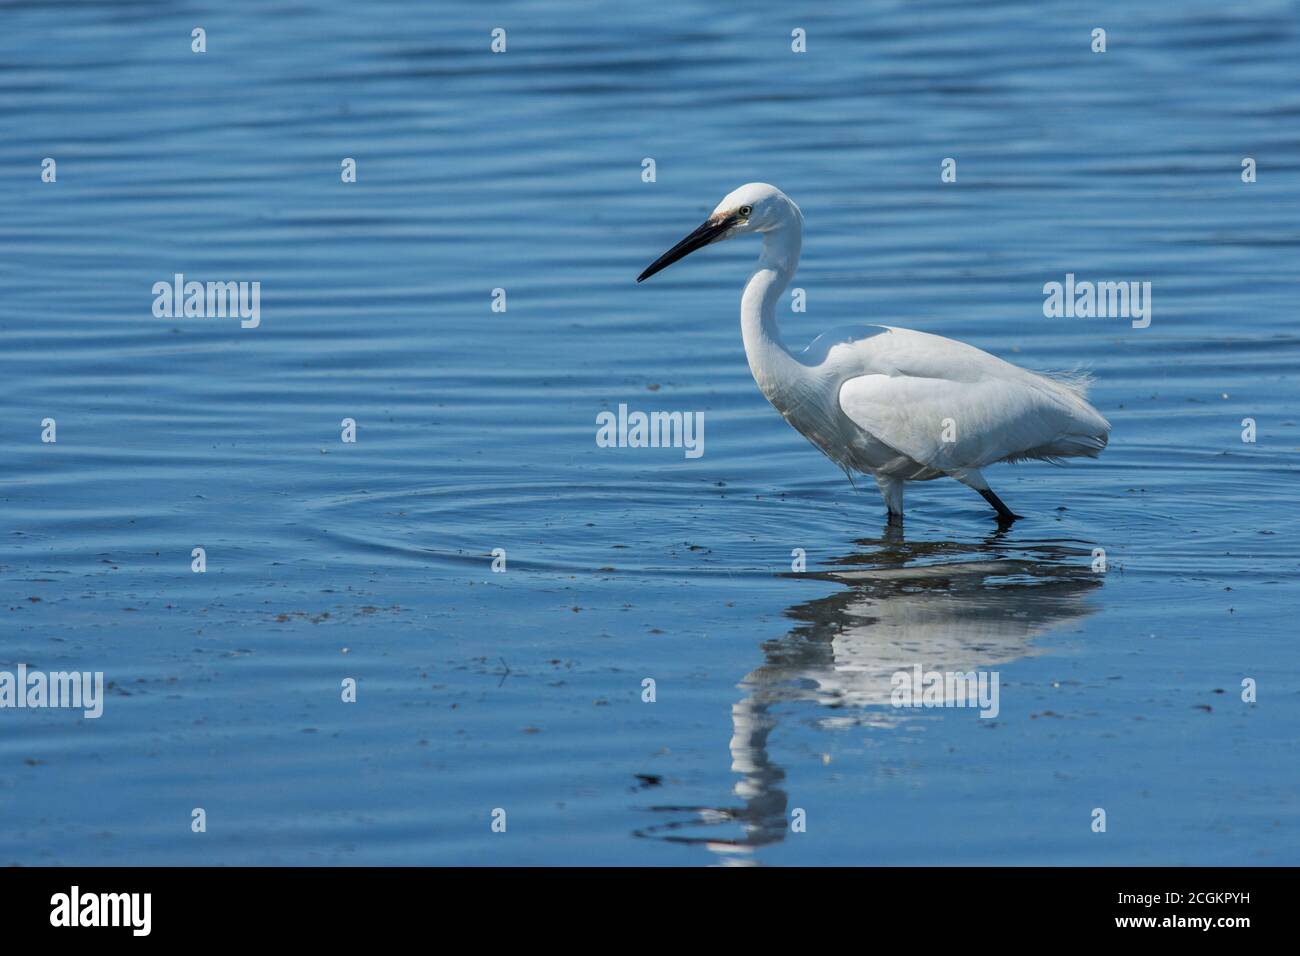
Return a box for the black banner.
[0,866,1278,940]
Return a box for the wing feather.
[838,370,1108,472]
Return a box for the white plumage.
[638,183,1110,523]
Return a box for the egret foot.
[979,488,1024,523]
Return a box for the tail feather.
[1020,366,1111,461]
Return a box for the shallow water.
[2,1,1298,865]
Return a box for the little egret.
[637,183,1110,524]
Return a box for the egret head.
[637,183,800,282]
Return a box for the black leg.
[979,488,1023,523]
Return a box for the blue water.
[2,0,1298,865]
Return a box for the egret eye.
[738,205,753,218]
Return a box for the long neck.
[741,220,805,403]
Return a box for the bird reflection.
[634,530,1103,860]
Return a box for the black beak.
[637,215,733,282]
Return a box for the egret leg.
[874,476,904,521]
[951,469,1024,523]
[978,488,1023,524]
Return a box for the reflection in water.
[635,532,1103,860]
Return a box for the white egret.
[637,183,1110,524]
